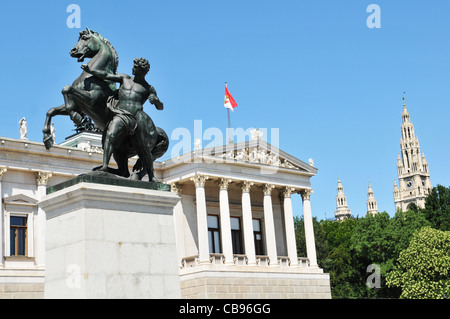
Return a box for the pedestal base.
[39,180,181,299]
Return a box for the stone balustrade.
[180,254,310,270]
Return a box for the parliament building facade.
[0,131,331,299]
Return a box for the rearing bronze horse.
[43,28,168,181]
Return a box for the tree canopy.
[294,185,449,299]
[386,227,450,299]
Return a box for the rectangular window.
[253,219,264,255]
[208,215,221,254]
[230,217,243,254]
[10,216,27,256]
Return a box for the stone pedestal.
[39,177,181,299]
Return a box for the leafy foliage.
[421,184,450,231]
[386,227,450,299]
[293,185,449,299]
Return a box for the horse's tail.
[132,127,169,172]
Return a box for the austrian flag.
[224,85,237,111]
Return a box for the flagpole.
[226,82,233,144]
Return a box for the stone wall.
[180,272,331,299]
[0,283,44,299]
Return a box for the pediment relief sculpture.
[217,147,300,170]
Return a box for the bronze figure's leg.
[96,116,128,173]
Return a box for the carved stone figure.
[19,118,27,140]
[50,123,56,142]
[194,138,202,150]
[250,128,263,141]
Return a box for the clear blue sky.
[0,1,449,220]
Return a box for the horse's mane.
[80,29,119,74]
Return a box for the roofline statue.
[19,117,28,140]
[42,28,169,182]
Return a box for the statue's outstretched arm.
[81,64,126,83]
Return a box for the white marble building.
[0,132,331,299]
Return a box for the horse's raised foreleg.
[43,104,67,133]
[62,86,85,125]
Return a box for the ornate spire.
[367,183,378,216]
[335,179,351,221]
[401,93,410,123]
[394,96,432,212]
[337,178,343,191]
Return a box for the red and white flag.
[224,84,237,111]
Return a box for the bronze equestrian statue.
[42,28,168,182]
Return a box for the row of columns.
[187,174,318,268]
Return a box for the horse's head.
[70,27,102,62]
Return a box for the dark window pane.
[10,229,16,256]
[209,231,214,253]
[11,216,26,226]
[10,216,27,256]
[232,231,243,254]
[18,229,26,255]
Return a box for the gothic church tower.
[393,96,432,212]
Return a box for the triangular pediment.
[3,194,38,206]
[202,139,317,174]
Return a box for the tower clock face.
[406,180,413,188]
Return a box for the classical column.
[301,189,318,267]
[263,184,278,266]
[282,187,299,267]
[35,171,52,268]
[241,181,256,265]
[190,174,210,264]
[0,167,7,267]
[219,178,234,264]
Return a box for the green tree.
[421,185,450,231]
[321,218,361,298]
[386,210,431,268]
[349,212,391,298]
[294,207,433,299]
[349,211,430,298]
[386,227,450,299]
